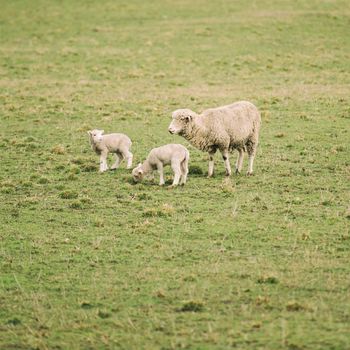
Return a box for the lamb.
[168,101,261,177]
[87,129,133,172]
[132,144,189,186]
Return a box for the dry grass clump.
[131,219,154,234]
[220,178,235,194]
[51,144,66,155]
[286,301,310,312]
[80,163,97,172]
[257,275,279,284]
[59,190,78,199]
[0,180,16,193]
[37,177,50,184]
[143,203,175,217]
[346,207,350,219]
[69,200,83,209]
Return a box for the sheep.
[87,129,133,172]
[132,144,189,187]
[168,101,261,177]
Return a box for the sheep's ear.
[182,115,192,122]
[100,130,104,134]
[87,130,92,135]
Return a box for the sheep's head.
[168,109,196,135]
[132,163,144,182]
[88,129,104,143]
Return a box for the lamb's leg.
[157,163,165,186]
[99,151,108,172]
[180,158,189,185]
[110,153,122,170]
[120,147,133,169]
[221,149,231,176]
[171,161,181,186]
[208,151,216,177]
[126,151,133,169]
[235,149,244,174]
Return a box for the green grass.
[1,0,350,349]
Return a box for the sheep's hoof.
[235,169,241,175]
[225,172,231,177]
[110,167,117,171]
[246,171,253,176]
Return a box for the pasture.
[0,0,349,349]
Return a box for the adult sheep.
[168,101,261,177]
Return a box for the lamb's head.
[168,109,196,135]
[88,129,104,143]
[132,163,144,182]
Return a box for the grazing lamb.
[168,101,261,177]
[132,144,189,186]
[87,129,133,172]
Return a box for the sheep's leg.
[208,151,216,177]
[235,149,244,174]
[221,149,231,176]
[110,153,122,170]
[246,143,257,176]
[157,163,165,186]
[247,154,255,175]
[99,151,108,172]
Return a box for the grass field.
[1,0,350,349]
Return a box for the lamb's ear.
[87,130,92,135]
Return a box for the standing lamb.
[88,129,133,172]
[132,144,189,187]
[168,101,261,177]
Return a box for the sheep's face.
[168,109,195,135]
[132,164,144,182]
[88,129,104,143]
